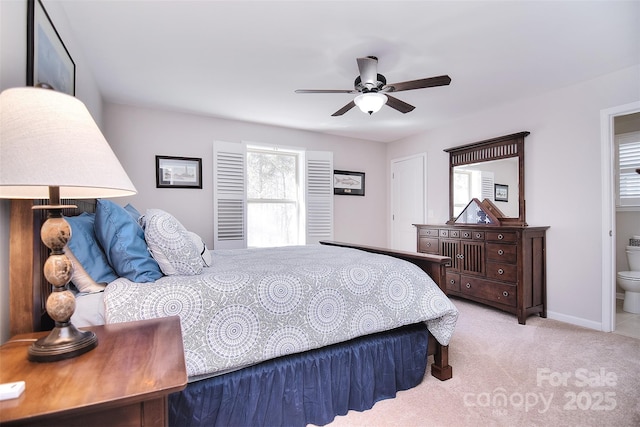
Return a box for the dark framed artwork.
[333,170,365,196]
[27,0,75,95]
[494,183,509,202]
[156,156,203,189]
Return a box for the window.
[452,169,494,216]
[453,170,471,217]
[212,140,333,249]
[247,147,301,247]
[616,131,640,209]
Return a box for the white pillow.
[64,248,108,294]
[187,231,213,267]
[144,209,204,276]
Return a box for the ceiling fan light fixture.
[354,92,388,115]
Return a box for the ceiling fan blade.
[295,89,357,94]
[385,95,415,114]
[384,75,451,92]
[357,56,378,87]
[331,101,356,116]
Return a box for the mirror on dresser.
[445,132,529,226]
[415,131,549,324]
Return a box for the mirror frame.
[445,131,529,226]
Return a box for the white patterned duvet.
[103,245,458,378]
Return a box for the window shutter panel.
[481,171,495,201]
[617,132,640,208]
[213,141,247,249]
[305,151,333,244]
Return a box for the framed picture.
[27,0,75,95]
[156,156,203,189]
[334,170,365,196]
[494,183,508,202]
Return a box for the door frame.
[600,101,640,332]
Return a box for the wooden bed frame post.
[319,241,453,381]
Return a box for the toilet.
[617,242,640,314]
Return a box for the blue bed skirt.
[168,323,429,427]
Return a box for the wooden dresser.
[416,224,549,324]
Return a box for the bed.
[8,198,457,426]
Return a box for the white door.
[391,154,426,251]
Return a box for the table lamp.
[0,87,137,362]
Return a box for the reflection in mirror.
[454,198,499,224]
[453,157,519,218]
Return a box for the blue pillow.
[94,199,162,282]
[65,212,117,289]
[124,203,142,223]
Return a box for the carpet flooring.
[324,298,640,427]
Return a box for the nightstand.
[0,316,187,426]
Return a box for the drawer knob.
[498,249,504,255]
[502,291,509,297]
[463,232,470,238]
[475,233,481,238]
[466,283,471,289]
[498,234,504,240]
[450,279,455,285]
[457,254,464,259]
[426,242,431,247]
[498,268,504,275]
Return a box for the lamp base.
[28,323,98,363]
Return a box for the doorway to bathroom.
[601,102,640,337]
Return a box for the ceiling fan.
[295,56,451,116]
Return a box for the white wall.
[103,103,388,248]
[387,65,640,329]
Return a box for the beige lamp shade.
[0,87,136,199]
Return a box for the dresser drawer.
[446,272,460,292]
[459,276,517,307]
[418,237,439,254]
[418,228,439,237]
[486,243,517,263]
[485,231,517,243]
[460,230,473,239]
[472,230,485,240]
[486,262,517,282]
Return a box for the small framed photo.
[156,156,202,189]
[27,0,75,95]
[494,183,508,202]
[334,170,365,196]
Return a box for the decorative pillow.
[94,199,163,282]
[187,231,213,267]
[144,209,204,276]
[64,249,108,294]
[64,212,117,292]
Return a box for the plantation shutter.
[213,141,247,249]
[481,171,495,201]
[616,132,640,208]
[305,151,333,244]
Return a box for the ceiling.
[57,1,639,143]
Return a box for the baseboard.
[546,310,602,331]
[547,294,627,331]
